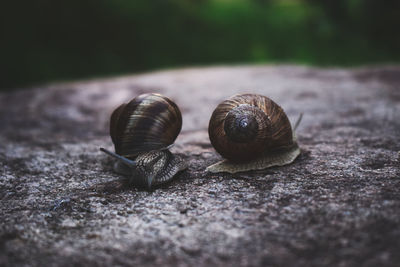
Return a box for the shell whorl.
[208,94,294,162]
[223,104,269,143]
[110,93,182,158]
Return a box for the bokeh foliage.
[1,0,399,89]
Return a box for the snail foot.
[206,143,300,174]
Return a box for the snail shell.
[207,93,301,173]
[101,93,187,189]
[110,93,182,158]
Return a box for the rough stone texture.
[0,65,399,267]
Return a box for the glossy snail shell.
[101,93,187,189]
[207,94,301,173]
[110,93,182,158]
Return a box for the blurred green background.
[1,0,400,90]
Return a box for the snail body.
[101,93,187,189]
[207,94,301,173]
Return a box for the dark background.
[1,0,400,90]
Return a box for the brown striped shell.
[208,94,294,163]
[110,93,182,158]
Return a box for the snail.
[100,93,187,189]
[206,93,302,173]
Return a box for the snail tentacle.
[100,148,137,167]
[293,113,303,132]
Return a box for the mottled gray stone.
[0,65,399,267]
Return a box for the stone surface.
[0,65,399,267]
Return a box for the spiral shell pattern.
[110,93,182,158]
[208,94,293,162]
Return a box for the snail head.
[100,147,181,190]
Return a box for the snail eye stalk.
[100,148,137,168]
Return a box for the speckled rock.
[1,65,399,267]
